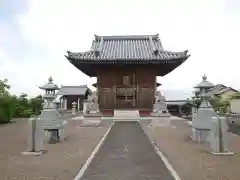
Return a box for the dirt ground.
[142,119,240,180]
[0,118,111,180]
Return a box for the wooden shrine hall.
[65,34,190,112]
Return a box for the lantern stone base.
[191,128,210,143]
[44,120,67,143]
[45,129,60,144]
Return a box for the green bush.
[0,79,43,123]
[191,95,230,114]
[230,92,240,99]
[22,109,33,118]
[0,94,16,124]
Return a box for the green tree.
[29,95,43,115]
[0,79,16,123]
[0,78,44,123]
[210,97,230,113]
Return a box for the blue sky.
[0,0,240,100]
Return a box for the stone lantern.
[192,75,217,143]
[39,77,67,143]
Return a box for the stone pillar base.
[59,120,68,141]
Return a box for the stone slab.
[81,119,101,126]
[114,110,140,118]
[72,116,84,120]
[79,121,174,180]
[150,117,171,127]
[21,151,46,156]
[211,152,235,156]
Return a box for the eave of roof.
[65,51,190,63]
[57,85,90,96]
[213,87,239,95]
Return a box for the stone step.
[114,110,140,118]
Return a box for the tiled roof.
[209,84,227,94]
[213,87,238,95]
[65,34,190,63]
[206,84,238,96]
[57,85,89,96]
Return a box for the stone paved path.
[80,121,174,180]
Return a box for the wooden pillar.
[97,70,100,110]
[133,72,136,107]
[136,84,139,109]
[114,84,116,108]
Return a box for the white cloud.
[1,0,239,98]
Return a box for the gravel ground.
[81,121,174,180]
[0,118,111,180]
[142,119,240,180]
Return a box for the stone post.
[209,116,234,155]
[77,98,80,111]
[64,98,67,110]
[22,117,45,155]
[83,100,90,116]
[72,101,77,115]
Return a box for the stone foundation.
[150,117,171,127]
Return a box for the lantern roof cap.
[194,75,215,89]
[39,76,59,90]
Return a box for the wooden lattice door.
[99,88,115,109]
[137,87,154,110]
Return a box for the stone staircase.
[113,110,140,121]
